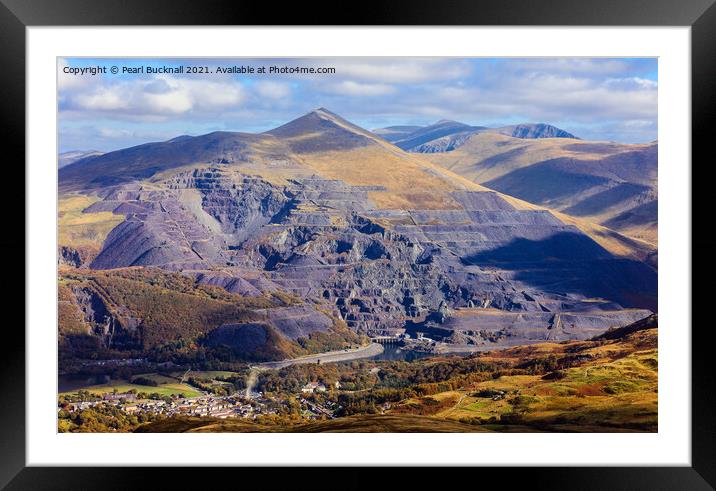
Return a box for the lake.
[369,345,436,362]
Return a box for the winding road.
[252,343,384,371]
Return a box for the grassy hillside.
[57,109,655,262]
[129,314,657,433]
[60,379,201,399]
[391,316,657,431]
[421,133,657,245]
[59,267,361,363]
[59,195,124,248]
[136,414,490,433]
[58,131,273,190]
[58,195,125,266]
[422,133,655,185]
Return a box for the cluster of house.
[63,392,138,413]
[171,396,270,419]
[299,396,338,418]
[301,380,341,394]
[62,379,347,421]
[297,381,343,418]
[62,392,278,420]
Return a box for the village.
[59,379,343,421]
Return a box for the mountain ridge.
[58,108,656,362]
[59,108,654,257]
[373,120,579,153]
[417,130,658,245]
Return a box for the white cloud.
[59,57,658,146]
[522,74,593,92]
[604,77,658,91]
[331,58,471,83]
[430,70,657,124]
[327,80,396,97]
[74,87,126,111]
[176,77,245,109]
[97,127,133,138]
[145,90,194,114]
[502,58,644,76]
[63,75,246,119]
[255,81,291,99]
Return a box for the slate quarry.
[60,109,655,350]
[72,164,654,347]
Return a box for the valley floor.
[58,315,658,433]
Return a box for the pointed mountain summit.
[61,107,380,189]
[266,108,379,153]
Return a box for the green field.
[60,379,202,398]
[58,194,124,249]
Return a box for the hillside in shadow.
[462,232,657,311]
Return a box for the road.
[253,343,384,370]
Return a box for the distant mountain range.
[58,108,656,362]
[371,120,655,245]
[373,120,578,153]
[58,150,103,168]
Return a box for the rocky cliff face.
[409,132,477,153]
[59,245,98,268]
[494,123,577,140]
[67,283,142,351]
[75,163,654,345]
[59,109,655,350]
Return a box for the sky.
[58,57,658,153]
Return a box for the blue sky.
[58,57,657,153]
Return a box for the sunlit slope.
[266,108,492,210]
[58,131,293,191]
[58,194,126,266]
[58,108,654,262]
[136,315,658,433]
[58,195,125,248]
[136,414,490,433]
[264,110,656,261]
[421,133,657,244]
[391,314,658,432]
[58,267,360,361]
[57,108,657,345]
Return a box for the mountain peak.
[313,107,334,116]
[266,108,377,153]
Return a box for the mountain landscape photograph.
[57,57,658,433]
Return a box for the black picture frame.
[1,0,711,488]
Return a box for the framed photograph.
[3,0,712,487]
